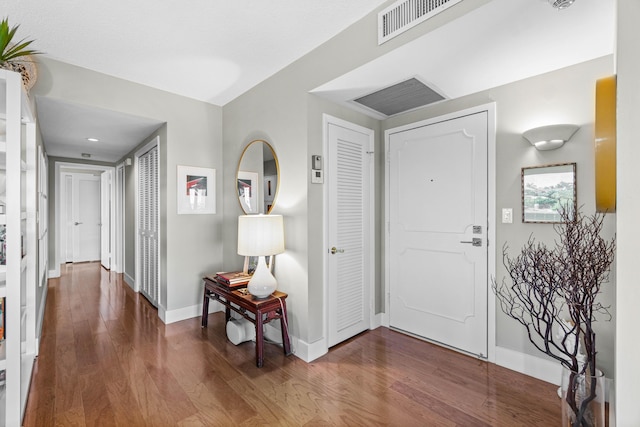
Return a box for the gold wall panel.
[595,75,616,213]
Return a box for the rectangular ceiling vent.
[353,78,446,117]
[378,0,463,45]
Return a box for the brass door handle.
[330,247,345,255]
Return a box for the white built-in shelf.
[0,214,6,225]
[0,341,5,369]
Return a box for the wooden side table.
[201,276,292,367]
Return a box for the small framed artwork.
[237,171,259,213]
[522,163,576,223]
[177,165,216,214]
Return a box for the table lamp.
[237,214,285,298]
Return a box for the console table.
[201,276,292,367]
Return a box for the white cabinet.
[0,69,37,427]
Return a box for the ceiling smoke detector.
[549,0,575,9]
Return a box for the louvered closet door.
[138,145,159,306]
[327,119,373,347]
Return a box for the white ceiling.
[5,0,388,106]
[312,0,615,119]
[5,0,615,162]
[35,96,164,163]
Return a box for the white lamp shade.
[237,214,285,256]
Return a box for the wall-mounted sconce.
[548,0,575,10]
[522,124,579,151]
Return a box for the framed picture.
[177,165,216,214]
[237,170,259,213]
[522,163,576,223]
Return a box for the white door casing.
[53,163,116,278]
[101,170,111,269]
[72,174,101,263]
[114,163,125,273]
[325,115,375,348]
[385,104,496,359]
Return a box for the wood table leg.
[255,310,264,368]
[201,288,210,328]
[279,300,292,356]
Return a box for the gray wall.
[223,2,615,375]
[222,0,493,346]
[34,58,223,316]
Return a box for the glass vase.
[561,367,605,427]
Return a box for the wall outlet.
[502,208,513,224]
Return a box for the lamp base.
[247,256,277,299]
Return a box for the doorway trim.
[52,161,116,278]
[114,162,125,273]
[321,114,376,356]
[383,102,497,362]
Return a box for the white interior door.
[72,174,101,263]
[326,116,374,348]
[388,111,488,357]
[100,171,111,269]
[137,142,159,306]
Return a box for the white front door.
[100,171,111,269]
[387,110,489,357]
[72,174,101,263]
[326,116,374,348]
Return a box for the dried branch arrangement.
[493,207,615,426]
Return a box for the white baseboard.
[35,284,48,356]
[293,336,328,363]
[371,312,384,329]
[495,346,562,385]
[160,300,223,324]
[123,272,135,291]
[48,266,60,279]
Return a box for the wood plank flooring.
[24,262,561,426]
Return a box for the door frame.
[113,162,125,274]
[52,162,116,278]
[322,114,376,351]
[383,103,497,362]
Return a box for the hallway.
[23,262,560,426]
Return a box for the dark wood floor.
[24,262,561,426]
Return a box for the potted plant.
[493,207,615,427]
[0,17,41,90]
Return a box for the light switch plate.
[502,208,513,224]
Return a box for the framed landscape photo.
[522,163,576,223]
[177,165,216,214]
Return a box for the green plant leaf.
[0,17,42,64]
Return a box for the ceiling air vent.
[353,78,445,117]
[378,0,463,45]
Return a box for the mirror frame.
[236,139,280,214]
[521,162,577,223]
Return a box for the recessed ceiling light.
[87,137,99,142]
[81,153,91,158]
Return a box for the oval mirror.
[236,140,279,214]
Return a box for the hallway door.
[71,174,101,263]
[137,139,160,306]
[325,115,374,348]
[387,110,489,357]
